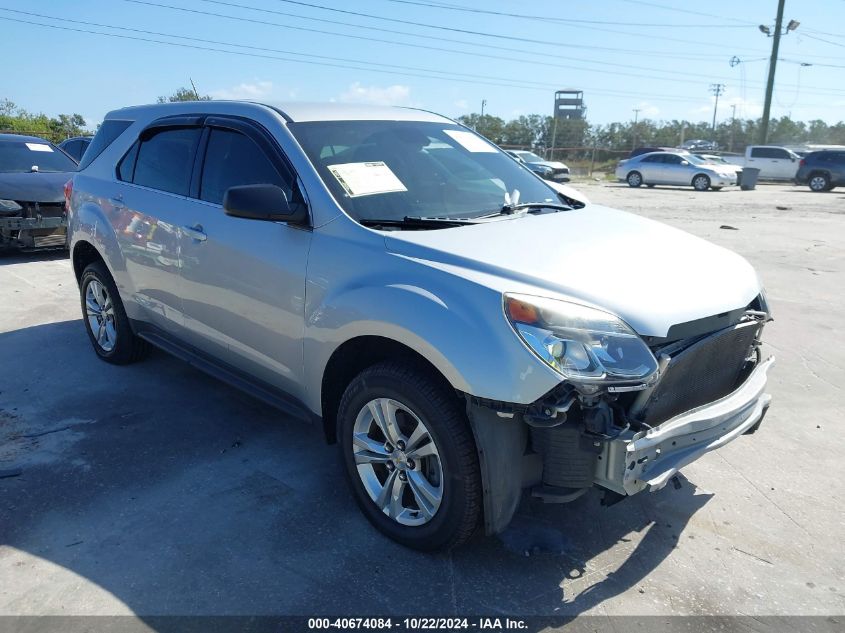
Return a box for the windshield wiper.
[360,216,479,229]
[475,201,573,219]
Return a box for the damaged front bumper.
[595,355,774,496]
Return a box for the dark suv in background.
[795,150,845,192]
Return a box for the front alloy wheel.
[338,361,481,550]
[693,174,711,191]
[626,171,643,187]
[352,398,443,526]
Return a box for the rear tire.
[80,261,150,364]
[692,174,711,191]
[809,173,830,192]
[338,361,481,551]
[626,171,643,188]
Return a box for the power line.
[118,1,845,97]
[260,0,767,51]
[0,14,759,107]
[129,0,736,66]
[0,0,744,90]
[802,32,845,49]
[618,0,758,26]
[375,0,749,28]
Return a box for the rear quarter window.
[78,120,133,170]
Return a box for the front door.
[178,120,312,395]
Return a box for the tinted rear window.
[78,120,132,170]
[132,127,201,196]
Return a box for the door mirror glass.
[223,184,308,224]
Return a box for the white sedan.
[615,151,738,191]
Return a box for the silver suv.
[67,101,773,550]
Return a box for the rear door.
[177,117,312,394]
[114,122,203,335]
[637,154,663,182]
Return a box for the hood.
[384,204,760,338]
[536,160,568,170]
[0,171,72,203]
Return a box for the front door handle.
[183,224,207,242]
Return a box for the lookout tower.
[553,90,586,120]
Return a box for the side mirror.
[223,184,308,225]
[680,160,689,165]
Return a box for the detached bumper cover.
[596,356,774,496]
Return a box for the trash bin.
[740,167,761,190]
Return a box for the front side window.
[132,127,201,196]
[0,140,78,173]
[199,128,291,205]
[289,121,560,222]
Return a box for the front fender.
[302,233,561,416]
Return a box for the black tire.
[80,261,150,364]
[626,171,643,188]
[692,174,711,191]
[338,360,481,551]
[808,172,830,192]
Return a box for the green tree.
[157,86,211,103]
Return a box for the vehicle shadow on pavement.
[0,320,711,623]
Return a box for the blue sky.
[2,0,844,127]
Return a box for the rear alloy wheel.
[338,361,481,551]
[626,171,643,187]
[809,173,830,192]
[80,261,150,364]
[692,174,711,191]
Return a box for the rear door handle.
[183,224,207,242]
[109,196,125,209]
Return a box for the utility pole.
[760,0,786,144]
[632,108,641,150]
[481,99,487,118]
[709,84,726,137]
[730,104,737,152]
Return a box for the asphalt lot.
[1,182,843,620]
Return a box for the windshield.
[517,151,545,163]
[684,154,707,165]
[290,121,559,223]
[0,140,78,173]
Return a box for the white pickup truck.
[723,145,801,181]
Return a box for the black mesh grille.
[639,321,761,425]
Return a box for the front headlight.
[505,293,659,384]
[0,199,23,213]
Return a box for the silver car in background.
[616,151,738,191]
[67,101,772,551]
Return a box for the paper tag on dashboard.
[443,130,497,153]
[328,161,408,198]
[25,143,54,152]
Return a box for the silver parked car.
[68,101,773,550]
[616,151,738,191]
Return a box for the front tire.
[80,261,150,364]
[692,174,711,191]
[627,171,643,187]
[809,173,830,192]
[338,361,481,551]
